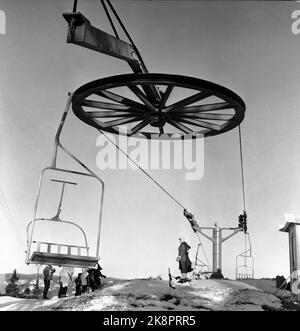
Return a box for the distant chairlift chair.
[192,242,212,280]
[235,233,254,280]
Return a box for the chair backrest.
[32,240,89,256]
[26,218,90,262]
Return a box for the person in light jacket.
[58,266,74,298]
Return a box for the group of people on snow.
[74,264,106,297]
[42,263,106,299]
[42,225,194,299]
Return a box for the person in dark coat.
[74,273,82,296]
[42,265,55,299]
[177,237,193,282]
[87,269,96,292]
[87,263,106,292]
[94,263,106,288]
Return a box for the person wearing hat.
[177,236,193,282]
[94,263,106,289]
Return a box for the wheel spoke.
[129,118,151,136]
[172,113,233,121]
[128,85,157,112]
[139,83,161,104]
[85,111,141,118]
[96,90,148,112]
[100,116,144,128]
[177,118,224,131]
[167,119,194,134]
[169,102,231,113]
[82,99,145,113]
[163,91,212,113]
[158,86,174,110]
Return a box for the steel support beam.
[186,218,243,273]
[63,12,161,102]
[63,12,141,71]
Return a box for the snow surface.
[0,278,289,311]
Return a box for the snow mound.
[0,278,288,311]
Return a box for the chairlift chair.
[26,94,105,269]
[192,243,212,280]
[235,233,254,280]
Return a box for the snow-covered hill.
[0,278,296,311]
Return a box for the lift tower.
[184,210,247,274]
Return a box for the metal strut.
[236,124,254,279]
[63,0,161,102]
[63,0,144,72]
[102,0,149,73]
[100,0,120,39]
[51,179,77,219]
[238,125,246,212]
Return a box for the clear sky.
[1,0,300,280]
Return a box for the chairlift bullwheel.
[72,73,246,140]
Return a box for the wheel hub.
[149,112,167,127]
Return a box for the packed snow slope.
[0,277,295,311]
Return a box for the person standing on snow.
[42,264,55,299]
[80,269,88,294]
[94,263,106,289]
[177,236,193,282]
[74,273,82,296]
[58,266,74,298]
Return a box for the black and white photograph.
[0,0,300,315]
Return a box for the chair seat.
[29,251,99,268]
